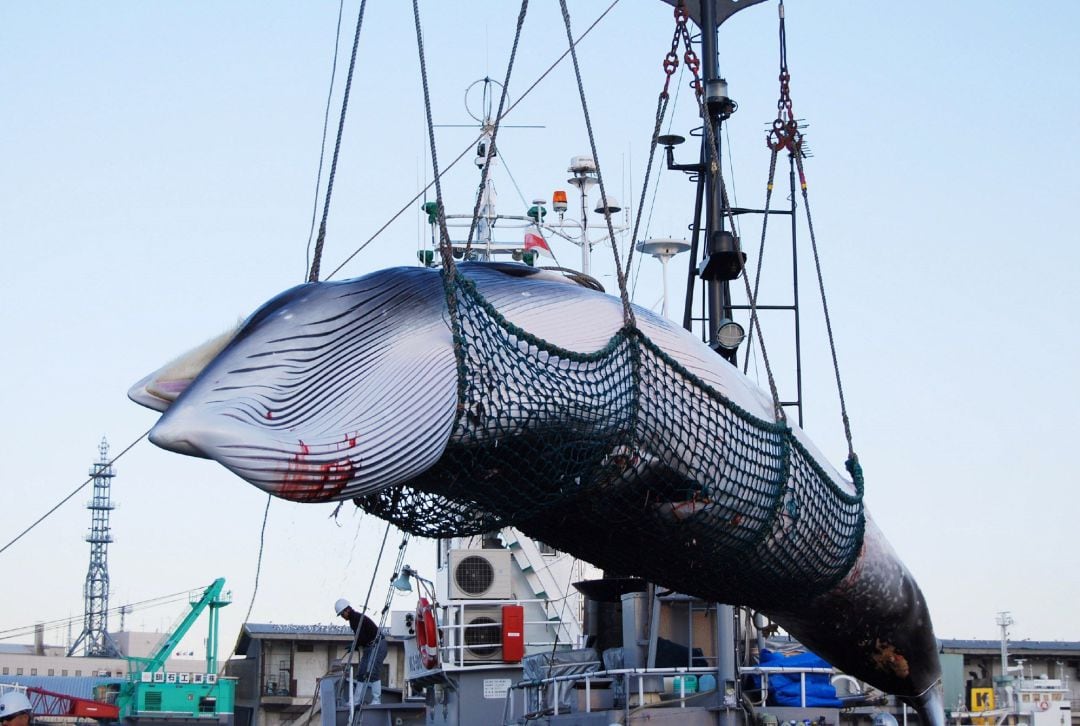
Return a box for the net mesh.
[355,274,865,605]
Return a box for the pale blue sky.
[1,0,1078,658]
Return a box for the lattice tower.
[68,437,121,657]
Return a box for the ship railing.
[505,664,840,721]
[507,665,719,721]
[739,665,837,708]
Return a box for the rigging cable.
[0,430,149,558]
[465,0,530,253]
[307,0,372,283]
[0,587,207,642]
[323,1,621,280]
[344,527,410,725]
[557,0,635,328]
[626,3,684,296]
[305,0,349,281]
[678,10,786,424]
[411,0,453,268]
[238,494,272,634]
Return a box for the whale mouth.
[149,406,364,502]
[148,420,210,458]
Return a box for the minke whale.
[131,263,943,723]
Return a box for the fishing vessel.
[288,1,939,723]
[126,1,945,725]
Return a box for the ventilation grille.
[461,607,503,661]
[144,691,162,712]
[447,549,511,599]
[455,555,495,596]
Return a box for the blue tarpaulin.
[757,648,842,707]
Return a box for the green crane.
[114,578,236,722]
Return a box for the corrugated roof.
[244,624,352,637]
[232,623,354,656]
[0,676,124,701]
[940,639,1080,653]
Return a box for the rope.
[307,0,371,283]
[557,0,635,329]
[465,0,530,252]
[344,530,410,725]
[0,429,149,557]
[741,147,781,376]
[323,1,620,280]
[796,151,855,460]
[239,494,272,633]
[305,0,348,281]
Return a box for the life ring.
[415,597,440,670]
[1038,700,1050,711]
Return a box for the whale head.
[132,267,458,501]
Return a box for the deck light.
[715,319,745,351]
[392,566,416,592]
[552,190,568,213]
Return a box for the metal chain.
[679,10,785,422]
[465,0,530,252]
[307,0,371,283]
[557,0,635,328]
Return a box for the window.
[48,669,55,676]
[537,540,558,556]
[62,670,68,677]
[75,670,82,676]
[30,668,37,676]
[16,668,23,676]
[1,668,7,676]
[297,643,314,653]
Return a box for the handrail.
[506,663,840,720]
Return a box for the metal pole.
[789,154,804,427]
[698,2,738,719]
[580,181,591,276]
[701,0,733,354]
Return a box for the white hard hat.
[334,598,351,616]
[0,691,32,719]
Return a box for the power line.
[0,585,208,642]
[0,431,149,558]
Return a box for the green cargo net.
[355,274,865,605]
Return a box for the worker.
[335,598,387,706]
[0,690,32,726]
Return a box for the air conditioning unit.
[458,606,504,662]
[448,549,512,600]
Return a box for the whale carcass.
[131,263,943,723]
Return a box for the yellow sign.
[971,687,995,726]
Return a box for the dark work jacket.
[346,611,379,647]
